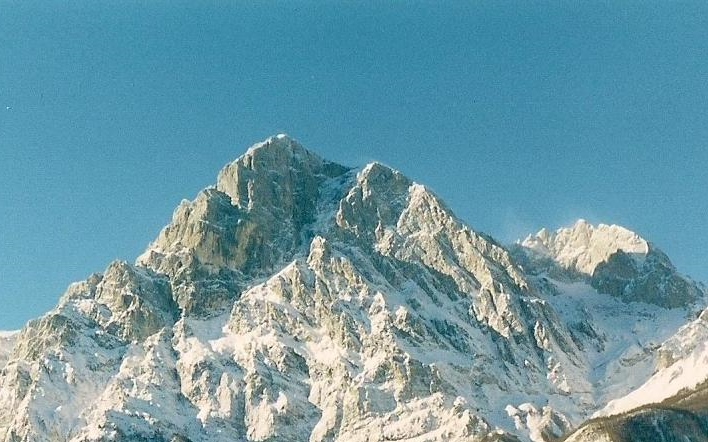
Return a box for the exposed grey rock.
[591,248,701,308]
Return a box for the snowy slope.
[0,135,704,442]
[594,308,708,418]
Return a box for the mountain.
[0,135,705,442]
[519,220,701,308]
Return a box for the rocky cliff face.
[0,135,704,442]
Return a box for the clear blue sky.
[1,1,707,329]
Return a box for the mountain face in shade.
[0,135,705,442]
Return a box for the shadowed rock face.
[0,135,704,442]
[565,380,708,442]
[591,248,701,309]
[564,408,708,442]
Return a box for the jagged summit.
[1,135,706,442]
[521,220,649,276]
[517,220,701,309]
[242,133,312,160]
[217,134,351,210]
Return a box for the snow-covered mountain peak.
[522,220,649,276]
[243,133,303,157]
[517,220,702,309]
[138,137,354,309]
[217,135,351,210]
[2,136,706,442]
[356,161,411,198]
